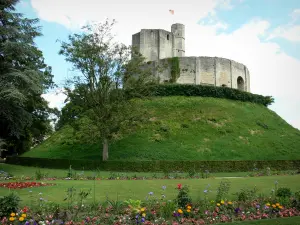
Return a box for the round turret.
[171,23,185,57]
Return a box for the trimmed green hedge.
[127,84,274,106]
[5,157,300,172]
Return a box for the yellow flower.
[142,213,146,217]
[272,204,276,208]
[19,217,24,222]
[21,214,27,218]
[217,203,221,206]
[266,203,270,206]
[10,213,16,217]
[187,205,192,209]
[187,209,191,213]
[178,209,183,214]
[140,208,145,212]
[9,217,15,221]
[276,203,280,206]
[228,201,232,205]
[278,206,283,209]
[221,200,225,204]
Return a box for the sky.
[16,0,300,130]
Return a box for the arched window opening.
[237,76,245,91]
[167,34,169,40]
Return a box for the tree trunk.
[102,138,109,161]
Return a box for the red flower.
[0,182,55,189]
[22,206,29,213]
[177,184,182,189]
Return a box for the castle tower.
[171,23,185,57]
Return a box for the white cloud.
[268,25,300,42]
[291,9,300,23]
[42,88,67,110]
[267,8,300,42]
[30,0,300,130]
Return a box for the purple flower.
[235,208,240,213]
[256,204,260,209]
[148,192,153,196]
[162,185,166,190]
[204,189,208,193]
[141,217,145,222]
[173,212,180,217]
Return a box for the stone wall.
[132,29,174,62]
[146,56,250,92]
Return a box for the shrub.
[276,187,292,198]
[6,157,300,172]
[0,192,21,218]
[35,169,48,180]
[235,187,258,202]
[292,191,300,210]
[216,180,231,203]
[126,84,274,106]
[176,184,192,208]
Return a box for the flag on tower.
[169,9,174,15]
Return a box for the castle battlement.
[132,24,250,92]
[132,24,185,62]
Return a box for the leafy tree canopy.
[0,0,56,155]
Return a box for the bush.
[126,84,274,106]
[0,192,21,218]
[176,184,192,208]
[6,157,300,172]
[235,187,258,202]
[276,187,292,198]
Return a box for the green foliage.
[215,180,231,202]
[176,185,192,208]
[6,157,300,172]
[292,191,300,210]
[58,19,156,161]
[276,187,292,198]
[169,57,180,83]
[35,169,48,180]
[134,84,274,106]
[235,187,258,202]
[0,192,21,218]
[0,0,55,155]
[23,96,300,161]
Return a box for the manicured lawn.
[218,216,300,224]
[1,174,300,206]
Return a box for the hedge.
[126,84,274,106]
[5,157,300,172]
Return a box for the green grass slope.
[23,96,300,161]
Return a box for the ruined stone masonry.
[132,23,250,92]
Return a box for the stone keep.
[132,23,250,92]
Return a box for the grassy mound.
[23,96,300,161]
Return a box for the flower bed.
[0,183,300,224]
[0,182,55,189]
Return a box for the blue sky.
[16,0,300,129]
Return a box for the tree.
[59,19,156,161]
[0,0,55,154]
